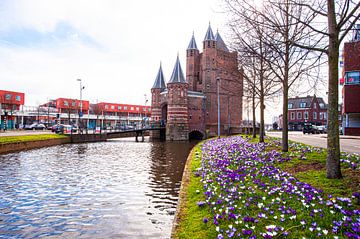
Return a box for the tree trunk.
[282,0,290,152]
[252,90,257,138]
[282,83,289,152]
[259,94,265,143]
[326,0,342,179]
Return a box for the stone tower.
[201,24,218,132]
[150,63,166,139]
[166,55,189,141]
[186,33,200,91]
[150,24,243,141]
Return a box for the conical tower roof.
[152,63,166,89]
[215,30,229,52]
[204,23,215,41]
[187,32,198,50]
[168,55,186,84]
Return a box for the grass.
[0,134,68,145]
[172,135,359,238]
[173,142,217,239]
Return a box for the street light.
[77,79,85,130]
[217,77,221,139]
[144,94,148,128]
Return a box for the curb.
[0,137,71,155]
[170,144,197,238]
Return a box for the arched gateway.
[150,24,243,141]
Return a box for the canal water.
[0,138,195,239]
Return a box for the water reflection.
[0,137,194,239]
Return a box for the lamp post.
[144,94,148,128]
[77,79,84,131]
[217,77,220,139]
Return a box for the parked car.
[316,125,327,134]
[54,124,78,134]
[303,123,319,134]
[24,123,46,130]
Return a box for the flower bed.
[196,136,359,238]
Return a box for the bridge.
[106,127,166,142]
[68,127,166,143]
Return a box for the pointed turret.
[215,30,229,52]
[187,33,198,50]
[168,55,186,84]
[204,23,215,41]
[152,63,166,90]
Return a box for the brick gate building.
[150,25,243,140]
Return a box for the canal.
[0,138,195,238]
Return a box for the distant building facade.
[150,24,243,140]
[287,95,327,131]
[0,90,25,129]
[341,24,360,136]
[0,90,151,130]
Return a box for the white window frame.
[297,112,302,119]
[304,111,309,119]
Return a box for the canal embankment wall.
[171,143,197,238]
[0,137,71,155]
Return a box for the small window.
[143,108,146,112]
[300,102,306,108]
[105,105,108,109]
[131,107,134,110]
[313,112,317,119]
[297,112,302,119]
[111,105,115,110]
[124,106,128,110]
[304,111,309,119]
[72,101,76,107]
[136,107,139,111]
[148,108,151,112]
[319,103,325,108]
[291,112,295,120]
[64,101,68,106]
[118,106,122,110]
[288,103,293,109]
[15,95,21,101]
[5,94,11,100]
[313,103,317,109]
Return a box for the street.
[267,131,360,154]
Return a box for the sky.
[0,0,229,104]
[0,0,329,123]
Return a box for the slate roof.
[152,63,166,90]
[215,31,229,52]
[204,24,215,41]
[168,55,186,84]
[288,95,327,109]
[187,33,198,50]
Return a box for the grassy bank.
[0,134,68,145]
[173,136,359,239]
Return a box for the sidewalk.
[0,130,52,137]
[320,134,360,140]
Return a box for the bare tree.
[243,0,324,151]
[227,4,281,142]
[287,0,360,178]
